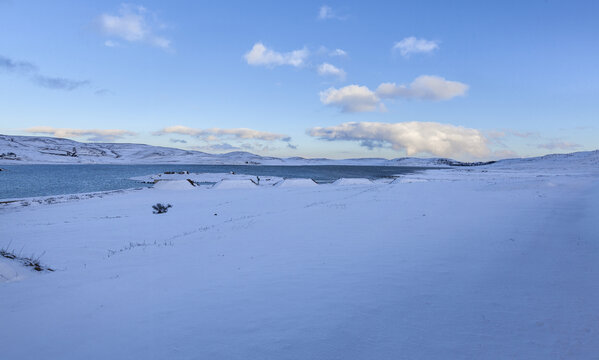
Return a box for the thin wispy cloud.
[104,40,120,48]
[94,88,114,96]
[33,75,90,91]
[0,55,37,73]
[197,143,241,151]
[318,5,346,20]
[25,127,136,141]
[308,121,490,159]
[317,63,346,80]
[537,140,582,150]
[393,37,439,57]
[0,55,90,91]
[154,125,292,142]
[317,46,348,57]
[321,76,468,113]
[487,129,540,140]
[169,138,187,144]
[376,75,468,101]
[330,48,347,57]
[97,4,171,50]
[244,43,309,67]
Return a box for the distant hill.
[1,134,597,169]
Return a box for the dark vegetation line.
[0,244,54,272]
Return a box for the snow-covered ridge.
[1,134,598,168]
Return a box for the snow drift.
[332,178,373,185]
[212,179,258,189]
[275,178,318,187]
[153,180,196,190]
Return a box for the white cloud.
[376,75,468,100]
[317,63,346,80]
[318,5,347,20]
[330,48,347,57]
[321,76,468,112]
[318,5,334,19]
[308,121,490,158]
[393,37,439,57]
[104,40,119,47]
[154,125,291,142]
[244,43,308,67]
[98,4,171,50]
[320,85,382,113]
[25,127,136,141]
[191,143,241,152]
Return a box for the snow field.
[1,167,598,359]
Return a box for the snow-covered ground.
[1,152,598,359]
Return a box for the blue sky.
[1,0,598,160]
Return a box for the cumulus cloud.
[0,55,90,91]
[25,127,136,141]
[320,76,467,112]
[98,4,171,50]
[244,43,308,67]
[393,37,439,57]
[154,125,291,142]
[317,63,346,80]
[376,75,468,101]
[308,121,490,158]
[320,85,382,113]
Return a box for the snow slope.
[0,134,287,165]
[211,179,258,189]
[332,178,373,185]
[275,178,318,187]
[1,158,598,359]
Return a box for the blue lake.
[0,164,434,200]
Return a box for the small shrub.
[1,244,54,272]
[152,203,172,214]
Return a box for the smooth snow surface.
[1,154,598,359]
[153,180,196,190]
[332,178,373,185]
[212,179,257,189]
[275,178,318,187]
[0,258,30,283]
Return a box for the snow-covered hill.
[1,134,597,169]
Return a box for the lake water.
[0,164,433,200]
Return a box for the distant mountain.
[1,134,597,169]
